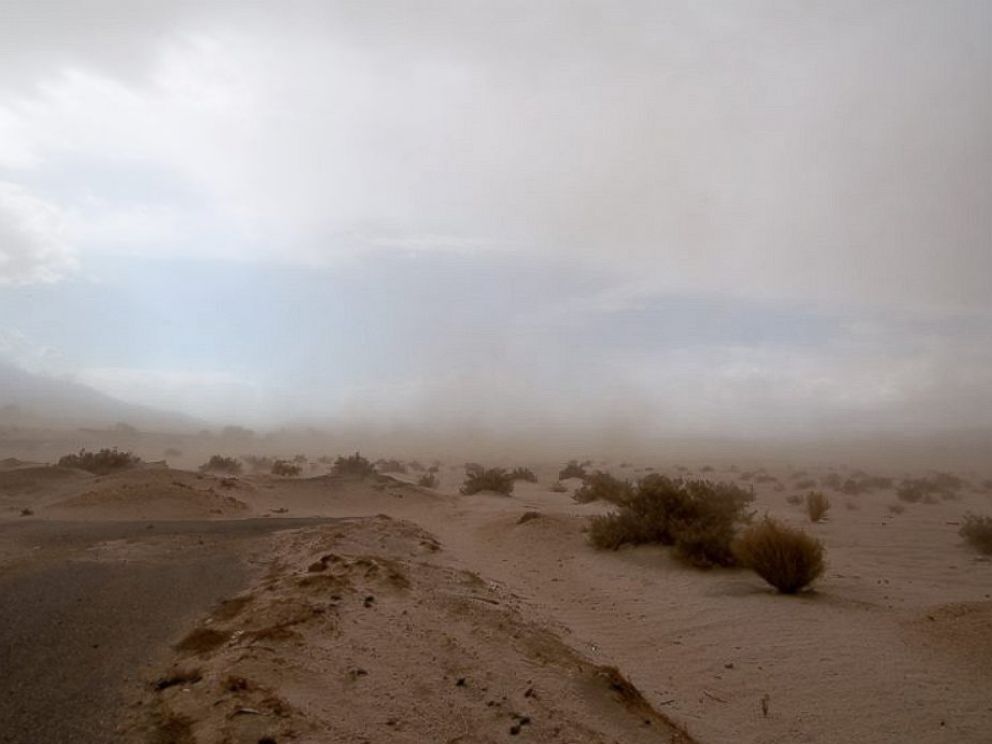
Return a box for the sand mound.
[127,516,694,744]
[49,469,251,520]
[0,465,89,494]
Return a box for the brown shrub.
[733,517,825,594]
[573,471,633,505]
[785,494,802,505]
[417,472,438,488]
[199,455,242,475]
[588,475,754,567]
[805,491,831,522]
[959,513,992,555]
[271,459,302,477]
[548,480,568,493]
[460,466,514,496]
[332,452,375,477]
[59,447,141,475]
[508,466,538,483]
[558,460,588,480]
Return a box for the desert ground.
[1,445,990,744]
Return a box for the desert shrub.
[959,513,992,554]
[58,447,141,475]
[292,454,308,464]
[841,478,862,496]
[785,494,802,505]
[793,478,816,490]
[549,480,568,493]
[332,452,375,477]
[558,460,588,480]
[888,502,906,515]
[738,471,755,482]
[375,458,407,474]
[242,455,274,473]
[407,460,425,472]
[733,517,825,594]
[699,465,714,473]
[460,466,514,496]
[573,471,633,505]
[417,472,438,488]
[805,491,831,522]
[508,466,538,483]
[271,459,302,477]
[588,475,754,567]
[199,455,243,475]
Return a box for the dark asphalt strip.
[0,518,333,744]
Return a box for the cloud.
[0,1,987,311]
[0,182,76,284]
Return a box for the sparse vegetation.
[733,517,825,594]
[242,454,274,472]
[417,472,439,488]
[198,455,243,475]
[898,473,965,503]
[549,480,568,493]
[572,471,633,505]
[588,475,754,567]
[375,458,408,474]
[508,466,538,483]
[888,503,906,515]
[58,447,141,475]
[271,459,302,477]
[785,494,802,505]
[558,460,587,480]
[805,491,831,522]
[331,452,375,477]
[460,466,514,496]
[959,513,992,554]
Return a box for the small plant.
[805,491,831,522]
[199,455,243,475]
[271,459,302,477]
[959,513,992,554]
[508,466,538,483]
[331,452,375,477]
[417,472,438,488]
[733,517,825,593]
[58,447,141,475]
[573,471,633,505]
[460,466,514,496]
[558,460,587,480]
[548,480,568,493]
[588,475,754,567]
[785,494,802,505]
[375,458,408,474]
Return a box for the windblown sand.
[3,461,991,743]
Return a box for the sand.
[3,460,991,743]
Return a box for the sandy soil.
[3,460,991,743]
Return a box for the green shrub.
[58,448,141,475]
[573,471,633,505]
[588,475,754,567]
[271,459,302,477]
[332,452,375,477]
[508,466,538,483]
[558,460,587,480]
[959,513,992,554]
[733,517,825,594]
[805,491,831,522]
[460,466,514,496]
[199,455,243,475]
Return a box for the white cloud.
[0,182,76,284]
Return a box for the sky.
[1,0,990,437]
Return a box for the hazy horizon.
[2,1,990,442]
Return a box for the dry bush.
[805,491,831,522]
[271,459,302,477]
[331,452,375,477]
[199,455,243,475]
[549,480,568,493]
[417,472,438,488]
[58,447,141,475]
[460,466,514,496]
[793,478,816,490]
[509,466,538,483]
[959,513,992,555]
[375,458,407,474]
[899,474,965,503]
[588,475,754,567]
[733,517,825,594]
[785,494,802,505]
[573,471,633,505]
[242,454,274,472]
[558,460,588,480]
